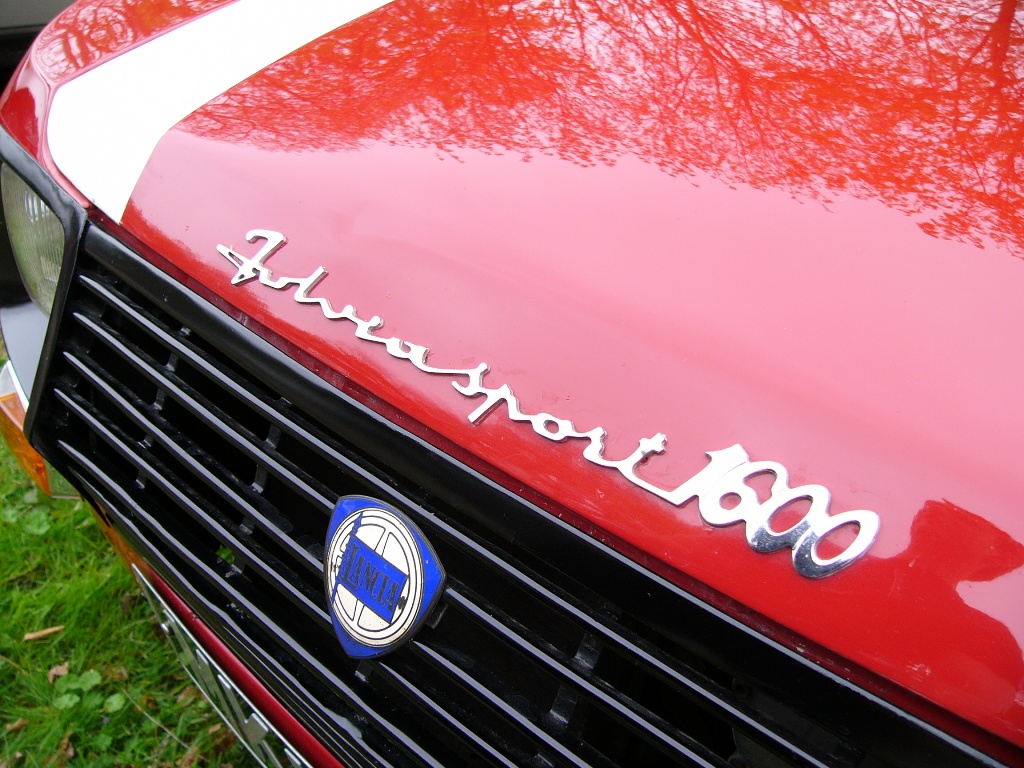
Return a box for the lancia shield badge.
[324,496,445,658]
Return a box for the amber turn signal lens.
[0,386,52,494]
[0,362,76,498]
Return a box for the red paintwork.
[3,0,1024,755]
[0,0,233,202]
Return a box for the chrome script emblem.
[219,230,880,577]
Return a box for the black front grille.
[29,224,1003,768]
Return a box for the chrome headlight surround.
[0,126,87,432]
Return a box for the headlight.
[1,163,66,314]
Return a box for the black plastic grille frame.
[29,225,1004,768]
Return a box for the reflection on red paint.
[3,0,1024,755]
[33,0,233,84]
[109,0,1024,748]
[838,500,1024,724]
[181,0,1024,255]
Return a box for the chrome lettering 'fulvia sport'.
[218,230,880,578]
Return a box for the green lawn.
[0,440,256,767]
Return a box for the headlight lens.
[1,163,66,314]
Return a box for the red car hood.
[7,0,1024,752]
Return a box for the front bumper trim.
[134,565,314,768]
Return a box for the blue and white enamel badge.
[324,496,445,659]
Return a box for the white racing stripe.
[47,0,392,222]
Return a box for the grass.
[0,433,257,766]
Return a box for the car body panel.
[3,0,1024,754]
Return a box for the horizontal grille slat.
[53,386,330,626]
[59,440,331,656]
[77,272,376,497]
[371,660,522,768]
[71,306,337,519]
[27,225,1004,768]
[58,345,323,577]
[65,464,442,768]
[408,641,607,768]
[414,496,823,765]
[440,587,729,768]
